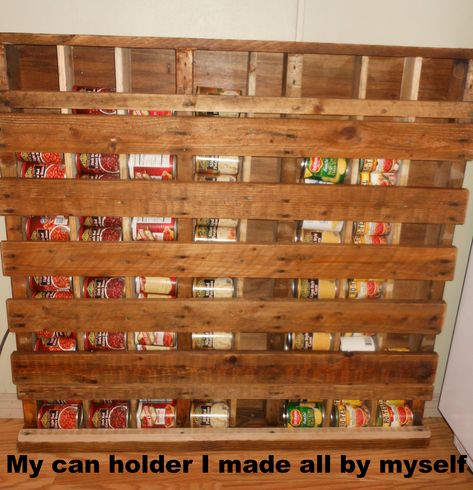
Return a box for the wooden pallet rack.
[0,33,471,451]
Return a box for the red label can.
[21,162,66,179]
[128,154,175,180]
[72,86,117,115]
[30,276,72,292]
[34,335,77,352]
[137,400,176,428]
[353,235,388,245]
[135,332,177,350]
[89,400,129,429]
[78,226,122,241]
[80,216,122,228]
[26,216,70,241]
[83,277,125,299]
[38,402,82,429]
[77,153,120,175]
[84,331,127,351]
[132,217,177,241]
[34,291,74,299]
[16,152,63,165]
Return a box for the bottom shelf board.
[18,426,431,451]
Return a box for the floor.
[0,418,471,489]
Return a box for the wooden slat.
[3,91,473,119]
[11,351,437,386]
[1,33,472,59]
[6,298,445,334]
[0,180,467,224]
[2,113,473,160]
[1,241,457,280]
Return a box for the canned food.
[135,332,177,350]
[21,162,66,179]
[192,332,234,350]
[138,293,174,299]
[190,400,230,428]
[302,157,347,183]
[29,275,72,292]
[359,159,401,173]
[293,279,338,299]
[360,171,397,186]
[132,217,177,241]
[283,401,325,428]
[37,402,82,429]
[353,235,388,245]
[193,278,235,298]
[340,335,376,352]
[194,224,237,242]
[84,332,127,351]
[34,291,74,299]
[80,173,119,180]
[26,216,70,241]
[196,218,240,228]
[195,156,240,175]
[89,400,129,429]
[34,335,77,352]
[300,220,344,233]
[195,174,237,182]
[136,277,177,297]
[137,400,176,428]
[78,226,122,241]
[83,277,125,299]
[76,153,120,176]
[16,152,63,165]
[72,86,116,115]
[353,221,391,236]
[128,154,175,180]
[80,216,122,228]
[377,401,414,428]
[286,332,333,351]
[348,279,385,300]
[130,110,173,116]
[331,401,370,428]
[297,229,341,244]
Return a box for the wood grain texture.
[6,298,445,333]
[0,179,467,224]
[1,241,457,280]
[2,113,473,160]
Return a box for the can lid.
[284,333,293,351]
[291,279,298,298]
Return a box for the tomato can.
[194,224,238,242]
[84,332,127,351]
[331,401,370,428]
[137,400,176,428]
[292,279,339,299]
[80,216,122,228]
[132,217,177,241]
[16,152,63,165]
[296,228,341,244]
[192,332,234,350]
[353,235,388,245]
[348,279,385,299]
[195,174,237,182]
[89,400,129,429]
[37,402,82,429]
[193,278,235,298]
[353,221,391,236]
[283,401,325,428]
[21,162,66,179]
[128,154,175,180]
[195,156,241,175]
[72,86,116,115]
[300,220,344,233]
[285,332,333,351]
[376,401,414,428]
[135,331,177,350]
[301,157,348,183]
[34,335,77,352]
[26,216,70,241]
[190,400,230,428]
[359,159,401,173]
[83,277,125,298]
[78,226,122,241]
[76,153,120,175]
[360,171,397,186]
[29,275,72,292]
[136,276,177,297]
[34,291,74,299]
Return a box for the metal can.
[300,220,344,233]
[331,401,370,428]
[80,216,122,228]
[128,154,175,180]
[84,331,127,351]
[353,235,388,245]
[34,334,77,352]
[194,224,237,242]
[135,332,177,350]
[376,401,414,428]
[16,151,63,165]
[347,279,385,300]
[340,335,376,352]
[285,332,333,351]
[80,173,119,180]
[78,226,122,241]
[137,400,176,428]
[76,153,120,175]
[26,216,70,241]
[37,402,82,429]
[353,221,391,236]
[195,174,237,182]
[192,332,234,350]
[29,275,72,292]
[190,400,230,428]
[89,400,130,429]
[359,159,401,173]
[132,217,177,241]
[360,171,397,186]
[72,85,116,115]
[195,156,241,175]
[21,162,66,179]
[293,279,338,299]
[34,291,74,299]
[302,157,348,183]
[136,276,177,297]
[283,401,325,428]
[297,228,341,244]
[193,278,235,298]
[83,277,125,299]
[130,110,174,116]
[196,218,239,228]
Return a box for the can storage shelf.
[0,33,471,451]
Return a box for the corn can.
[376,401,414,428]
[137,400,176,428]
[26,216,70,241]
[331,401,370,428]
[285,332,333,351]
[190,400,230,428]
[37,402,82,429]
[128,154,175,180]
[348,279,385,299]
[132,217,177,241]
[353,221,391,236]
[192,332,234,350]
[302,157,347,183]
[89,400,129,429]
[194,224,237,242]
[135,332,177,350]
[195,155,240,175]
[293,279,338,299]
[193,278,235,298]
[283,401,325,428]
[84,332,127,351]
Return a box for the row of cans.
[293,278,385,300]
[284,333,376,352]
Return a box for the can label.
[193,278,234,298]
[334,402,370,428]
[136,277,177,297]
[191,401,230,428]
[21,162,66,179]
[195,174,237,182]
[17,152,63,165]
[196,218,239,228]
[78,226,122,241]
[360,171,397,186]
[30,275,72,292]
[77,153,120,175]
[128,154,175,180]
[353,221,391,236]
[295,279,338,299]
[359,159,401,173]
[34,291,74,299]
[348,279,385,299]
[301,220,344,232]
[37,403,82,429]
[83,277,125,298]
[132,217,176,241]
[192,332,234,350]
[290,332,332,351]
[195,156,240,175]
[194,225,237,242]
[80,173,119,180]
[286,402,324,428]
[353,235,388,245]
[137,400,176,428]
[35,334,77,352]
[80,216,122,228]
[377,401,414,428]
[26,216,70,241]
[135,332,177,350]
[84,332,127,351]
[302,157,347,183]
[89,401,129,429]
[299,230,341,244]
[72,86,117,115]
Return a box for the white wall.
[0,0,472,407]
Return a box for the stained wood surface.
[6,298,445,333]
[0,179,467,224]
[1,242,457,280]
[2,113,473,160]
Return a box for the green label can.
[283,401,325,428]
